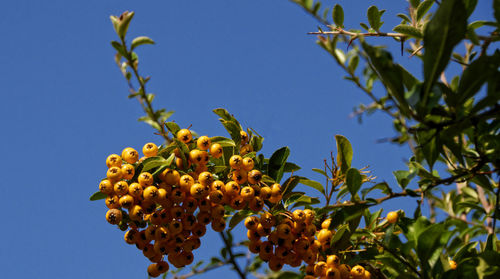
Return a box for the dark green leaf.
[268,147,290,183]
[345,168,362,196]
[89,191,107,201]
[422,0,467,103]
[361,41,411,117]
[367,6,382,31]
[393,25,423,39]
[457,53,500,104]
[281,176,301,198]
[417,223,445,267]
[332,4,344,27]
[131,36,155,50]
[335,135,353,174]
[283,162,301,173]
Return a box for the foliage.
[94,1,500,279]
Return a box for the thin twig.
[219,232,246,279]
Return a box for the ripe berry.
[128,182,143,198]
[317,229,333,244]
[241,186,255,201]
[242,157,255,171]
[196,136,211,151]
[121,164,135,180]
[209,143,223,159]
[122,147,139,164]
[99,179,114,195]
[114,180,129,196]
[240,130,249,144]
[142,142,158,157]
[351,265,365,279]
[229,155,243,169]
[247,169,262,184]
[179,174,194,192]
[106,154,122,168]
[387,211,399,224]
[106,209,122,225]
[449,260,457,270]
[244,216,259,230]
[137,172,154,187]
[143,186,159,202]
[105,195,120,209]
[107,166,123,181]
[177,129,192,143]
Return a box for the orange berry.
[387,211,399,224]
[142,142,158,157]
[106,154,122,168]
[209,143,223,158]
[177,129,192,143]
[121,147,139,164]
[196,136,211,151]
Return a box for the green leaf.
[111,41,128,57]
[393,170,415,189]
[138,116,161,131]
[417,223,445,268]
[89,191,107,201]
[393,25,423,39]
[312,168,327,177]
[228,210,253,231]
[213,108,241,128]
[397,13,412,23]
[335,135,353,174]
[422,0,467,104]
[142,156,170,172]
[280,176,301,199]
[361,182,392,199]
[267,147,290,183]
[210,136,236,147]
[416,129,440,169]
[298,177,325,195]
[283,162,301,173]
[331,224,349,245]
[346,168,362,197]
[416,0,434,21]
[367,6,382,31]
[220,120,241,147]
[332,4,344,27]
[165,122,180,136]
[131,36,155,50]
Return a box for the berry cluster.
[98,128,281,277]
[245,212,372,279]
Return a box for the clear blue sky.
[0,1,495,278]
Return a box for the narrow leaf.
[131,36,155,50]
[335,135,353,174]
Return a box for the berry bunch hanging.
[93,119,283,277]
